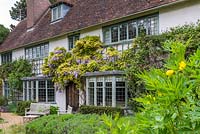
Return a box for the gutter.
[1,0,188,52]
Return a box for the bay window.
[85,71,128,108]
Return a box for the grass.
[0,125,25,134]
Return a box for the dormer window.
[51,4,70,22]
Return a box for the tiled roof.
[0,0,181,52]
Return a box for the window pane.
[138,19,147,36]
[97,82,103,106]
[58,5,61,18]
[116,82,125,107]
[38,81,46,102]
[103,28,110,44]
[147,16,158,35]
[105,82,112,106]
[111,26,119,42]
[68,37,74,51]
[120,24,127,41]
[36,46,40,58]
[52,8,57,21]
[89,82,94,105]
[44,44,49,57]
[32,48,36,59]
[128,22,137,39]
[41,45,45,57]
[68,35,80,51]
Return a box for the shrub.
[7,102,17,113]
[79,105,124,116]
[132,41,200,133]
[25,114,107,134]
[16,101,31,116]
[0,96,8,106]
[50,106,58,115]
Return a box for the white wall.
[12,48,25,61]
[80,28,103,42]
[49,37,68,52]
[159,0,200,32]
[55,89,66,111]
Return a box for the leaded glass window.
[25,43,49,75]
[88,82,94,105]
[128,21,137,39]
[103,14,158,44]
[86,74,127,108]
[116,82,126,107]
[105,82,112,106]
[111,26,119,42]
[1,52,12,64]
[120,24,127,41]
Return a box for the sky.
[0,0,19,28]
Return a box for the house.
[0,0,200,111]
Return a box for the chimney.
[26,0,51,29]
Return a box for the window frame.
[1,52,12,64]
[25,43,49,75]
[51,4,70,22]
[103,14,159,45]
[68,34,80,51]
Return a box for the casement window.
[23,80,55,103]
[1,52,12,64]
[103,14,159,44]
[86,73,128,108]
[68,34,80,51]
[25,43,49,75]
[51,4,70,22]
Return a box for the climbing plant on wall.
[42,36,123,89]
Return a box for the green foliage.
[132,41,200,133]
[0,96,8,106]
[9,0,26,21]
[79,105,124,116]
[16,101,31,116]
[25,114,107,134]
[42,36,121,89]
[50,106,58,115]
[125,22,200,111]
[0,24,9,44]
[7,102,17,113]
[97,114,135,134]
[123,35,166,111]
[0,59,32,92]
[0,125,25,134]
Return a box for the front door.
[66,83,79,111]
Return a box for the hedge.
[79,105,124,116]
[16,101,31,116]
[25,114,107,134]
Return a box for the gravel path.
[0,113,23,130]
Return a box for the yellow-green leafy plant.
[133,41,200,133]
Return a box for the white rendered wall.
[55,89,66,111]
[12,48,25,60]
[49,37,68,52]
[159,1,200,32]
[80,28,103,42]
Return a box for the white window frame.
[103,14,159,45]
[86,76,128,108]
